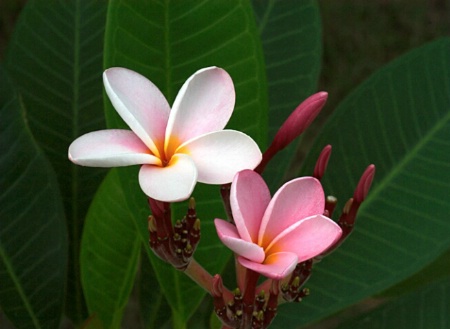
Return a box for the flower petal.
[103,68,170,157]
[177,130,262,184]
[258,177,325,247]
[214,219,265,263]
[265,215,342,262]
[164,67,235,156]
[138,154,197,202]
[230,170,271,243]
[238,252,298,280]
[68,130,161,167]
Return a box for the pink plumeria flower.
[69,67,262,202]
[214,170,342,279]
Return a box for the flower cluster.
[68,66,374,329]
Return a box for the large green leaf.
[5,0,108,322]
[138,250,172,329]
[335,277,450,329]
[103,0,268,325]
[273,38,450,327]
[80,169,141,329]
[0,69,67,329]
[381,247,450,297]
[252,0,322,190]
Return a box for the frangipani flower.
[214,170,342,279]
[69,67,262,202]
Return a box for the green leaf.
[381,248,450,297]
[138,251,172,329]
[273,38,450,327]
[0,68,67,329]
[103,0,268,324]
[252,0,322,190]
[80,315,104,329]
[5,0,108,322]
[80,169,141,329]
[335,277,450,329]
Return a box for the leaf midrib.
[71,0,83,320]
[360,70,450,214]
[0,244,41,329]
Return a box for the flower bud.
[256,92,328,173]
[273,92,328,150]
[354,164,376,203]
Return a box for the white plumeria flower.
[69,67,262,202]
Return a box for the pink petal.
[214,219,265,263]
[68,130,161,167]
[103,68,170,158]
[177,130,262,184]
[164,67,235,157]
[265,215,342,262]
[238,252,298,280]
[230,170,271,243]
[258,177,325,247]
[138,154,197,202]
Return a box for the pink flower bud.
[273,92,328,151]
[211,274,223,297]
[256,92,328,174]
[354,164,376,203]
[313,144,332,180]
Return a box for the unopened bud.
[256,92,328,174]
[291,276,300,288]
[174,220,182,230]
[354,164,376,203]
[313,145,332,180]
[255,310,264,321]
[273,92,328,150]
[325,195,337,217]
[148,215,157,232]
[343,198,353,215]
[189,197,196,210]
[258,290,265,300]
[212,274,223,297]
[193,218,200,231]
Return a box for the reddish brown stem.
[241,269,259,329]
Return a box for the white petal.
[138,154,197,202]
[103,68,170,157]
[177,130,262,184]
[164,67,235,156]
[69,130,161,167]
